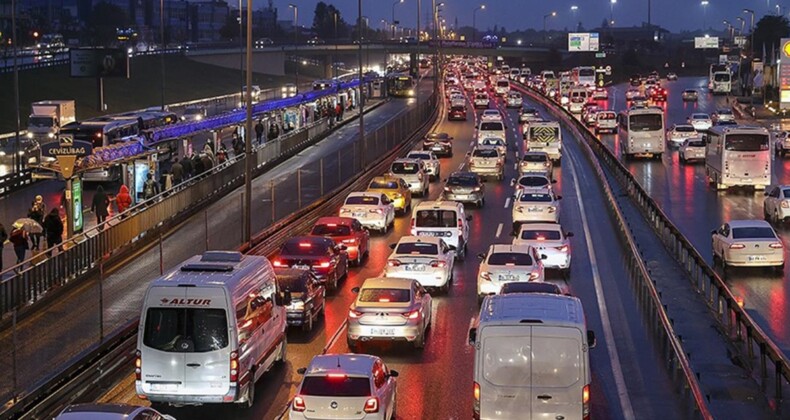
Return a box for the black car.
[423,132,454,157]
[273,236,348,291]
[500,281,562,295]
[630,74,642,86]
[442,171,485,207]
[448,104,467,121]
[275,267,326,332]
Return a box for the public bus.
[573,66,596,88]
[704,126,771,190]
[617,106,665,158]
[387,74,415,97]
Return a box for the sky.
[260,0,782,34]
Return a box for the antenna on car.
[337,357,341,368]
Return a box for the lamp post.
[472,5,485,42]
[570,5,578,29]
[289,4,298,87]
[700,1,709,32]
[543,11,556,42]
[243,0,253,244]
[160,0,166,111]
[333,11,338,79]
[610,0,617,27]
[392,0,403,39]
[357,0,366,171]
[723,20,733,44]
[737,16,745,36]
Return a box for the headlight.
[195,115,202,121]
[26,132,33,139]
[408,89,415,96]
[47,132,55,138]
[289,300,305,311]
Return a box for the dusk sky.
[261,0,782,34]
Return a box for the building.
[190,1,228,43]
[595,23,670,47]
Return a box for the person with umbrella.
[28,196,45,250]
[8,222,29,271]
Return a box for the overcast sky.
[263,0,780,33]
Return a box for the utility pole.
[12,0,20,173]
[244,0,253,244]
[358,0,366,171]
[160,0,166,111]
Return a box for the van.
[410,200,472,259]
[136,251,288,408]
[468,294,596,420]
[568,87,589,114]
[525,121,562,162]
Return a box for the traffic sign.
[595,52,606,58]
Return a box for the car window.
[480,122,504,131]
[732,227,776,239]
[369,180,397,189]
[143,308,229,353]
[783,189,790,198]
[520,229,562,240]
[473,149,499,158]
[359,288,411,302]
[391,162,421,174]
[522,154,547,162]
[410,153,431,160]
[396,242,439,255]
[518,192,553,202]
[415,209,458,227]
[518,176,549,187]
[312,224,352,236]
[488,252,534,265]
[282,241,329,256]
[300,376,371,397]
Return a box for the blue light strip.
[150,79,365,143]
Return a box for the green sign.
[595,52,606,58]
[72,178,83,233]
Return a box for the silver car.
[442,171,485,207]
[476,244,545,302]
[512,223,573,274]
[406,151,441,180]
[763,185,790,223]
[389,158,429,197]
[56,404,175,420]
[467,147,505,180]
[679,137,706,163]
[347,277,433,351]
[519,151,553,177]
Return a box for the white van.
[136,251,288,408]
[410,200,472,259]
[525,121,562,162]
[469,293,596,420]
[568,87,589,114]
[477,120,507,143]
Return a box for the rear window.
[518,176,549,188]
[522,154,547,162]
[369,180,398,189]
[345,196,379,205]
[426,133,449,140]
[497,81,509,87]
[725,134,769,152]
[277,274,308,293]
[675,126,695,132]
[447,176,478,186]
[483,335,531,386]
[415,209,458,227]
[300,376,371,397]
[481,138,504,146]
[391,162,420,174]
[143,308,229,353]
[519,193,553,202]
[598,113,615,120]
[281,241,328,256]
[732,227,776,239]
[359,288,411,303]
[480,122,504,131]
[409,153,431,160]
[488,252,533,266]
[784,190,790,198]
[687,140,706,147]
[476,94,488,100]
[473,149,499,158]
[396,242,439,255]
[312,224,352,236]
[520,229,562,240]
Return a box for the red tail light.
[729,243,746,249]
[363,397,379,413]
[583,384,590,420]
[431,260,447,268]
[782,201,790,209]
[480,271,491,281]
[770,242,783,249]
[230,350,239,382]
[293,395,306,412]
[273,259,284,267]
[369,208,384,215]
[410,218,416,235]
[403,310,421,319]
[473,381,481,418]
[529,271,540,281]
[315,261,331,268]
[388,259,401,267]
[349,309,363,318]
[135,350,142,380]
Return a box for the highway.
[597,76,790,358]
[96,80,686,419]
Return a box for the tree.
[312,2,345,39]
[219,14,239,40]
[752,15,790,59]
[88,1,128,46]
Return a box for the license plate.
[498,274,517,281]
[352,212,366,218]
[418,231,445,237]
[405,264,426,271]
[748,255,767,262]
[151,383,178,392]
[371,328,396,336]
[528,207,541,212]
[293,264,310,270]
[455,194,469,200]
[432,146,443,151]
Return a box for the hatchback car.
[666,72,678,81]
[276,267,326,332]
[367,176,412,215]
[595,111,618,134]
[384,236,455,292]
[406,151,441,180]
[763,185,790,224]
[688,113,712,131]
[468,147,505,180]
[712,220,784,271]
[506,92,523,108]
[390,158,429,197]
[512,223,573,274]
[347,277,433,351]
[583,106,600,127]
[55,404,175,420]
[311,216,371,265]
[512,189,562,228]
[514,173,555,191]
[712,108,735,124]
[476,244,545,302]
[422,132,454,157]
[291,354,398,420]
[442,171,485,207]
[681,89,699,101]
[473,92,490,108]
[273,236,349,291]
[679,137,706,163]
[339,192,395,234]
[667,124,698,146]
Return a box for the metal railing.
[0,169,34,199]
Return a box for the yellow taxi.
[367,175,413,215]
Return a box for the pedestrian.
[181,153,193,179]
[200,153,214,172]
[267,123,278,142]
[43,208,63,255]
[9,223,28,270]
[205,139,215,155]
[27,198,44,250]
[336,103,343,121]
[143,172,159,201]
[255,120,264,144]
[0,223,7,272]
[171,157,184,185]
[232,134,244,156]
[115,184,132,216]
[91,185,110,228]
[217,144,228,164]
[193,153,205,175]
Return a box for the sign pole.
[65,177,74,238]
[97,77,104,112]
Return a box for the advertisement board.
[72,178,83,233]
[780,39,790,109]
[694,37,719,49]
[70,48,129,78]
[568,33,600,52]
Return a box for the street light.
[473,4,485,42]
[737,16,746,36]
[543,11,557,42]
[392,0,403,39]
[700,1,709,31]
[743,8,755,58]
[570,5,578,28]
[289,4,298,87]
[610,0,616,27]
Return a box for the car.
[582,106,600,126]
[688,113,712,131]
[291,354,398,420]
[254,37,275,47]
[595,111,618,134]
[648,86,668,101]
[477,120,507,143]
[423,132,454,157]
[476,244,546,302]
[406,151,441,180]
[367,176,412,215]
[281,83,297,98]
[519,107,541,123]
[681,89,699,101]
[473,92,490,108]
[512,223,573,274]
[666,72,678,81]
[775,131,790,156]
[411,200,472,259]
[273,236,349,291]
[630,74,642,86]
[384,236,455,292]
[712,108,735,124]
[55,404,176,420]
[306,37,325,45]
[478,137,506,156]
[625,87,641,100]
[339,192,395,234]
[763,185,790,223]
[442,171,486,207]
[181,106,207,121]
[311,216,371,265]
[467,147,505,180]
[711,220,784,271]
[667,124,698,146]
[679,137,706,163]
[506,91,523,108]
[592,87,609,100]
[518,151,553,177]
[512,189,562,229]
[276,267,326,332]
[500,281,563,295]
[347,277,433,351]
[389,158,429,197]
[631,95,648,107]
[448,103,467,121]
[480,109,503,122]
[514,173,556,192]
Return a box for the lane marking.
[566,150,636,420]
[495,223,503,238]
[504,197,511,208]
[323,319,349,354]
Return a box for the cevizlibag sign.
[781,38,790,109]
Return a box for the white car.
[478,137,506,156]
[688,113,712,131]
[518,151,553,177]
[679,137,706,163]
[406,151,441,180]
[712,108,735,124]
[514,173,555,192]
[512,189,562,228]
[467,147,505,180]
[711,220,784,271]
[476,244,545,302]
[681,89,699,101]
[667,124,698,146]
[56,404,175,420]
[480,109,503,122]
[775,131,790,156]
[506,92,523,108]
[291,354,398,420]
[389,158,429,197]
[519,107,542,123]
[625,87,641,101]
[666,72,678,81]
[473,92,490,108]
[764,185,790,224]
[339,192,396,233]
[595,111,618,134]
[513,223,573,274]
[384,236,455,292]
[592,87,608,100]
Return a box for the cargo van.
[525,121,562,162]
[136,251,289,408]
[468,294,596,420]
[410,200,472,259]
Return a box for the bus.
[704,126,770,190]
[617,107,665,158]
[574,66,596,88]
[387,74,415,97]
[711,71,732,95]
[60,118,141,149]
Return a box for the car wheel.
[765,208,771,222]
[354,251,362,267]
[347,338,362,353]
[478,198,485,208]
[302,311,314,332]
[244,376,256,408]
[414,330,426,349]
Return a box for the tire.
[413,329,426,349]
[347,338,362,353]
[776,263,785,274]
[440,280,450,294]
[354,251,362,267]
[302,311,314,332]
[765,208,771,222]
[478,198,485,208]
[243,377,255,408]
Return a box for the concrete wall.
[188,51,287,76]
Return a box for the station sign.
[40,135,93,179]
[780,39,790,109]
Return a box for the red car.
[310,217,370,266]
[648,86,667,102]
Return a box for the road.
[99,81,685,419]
[597,76,790,358]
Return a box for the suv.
[411,200,472,259]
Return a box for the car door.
[311,272,326,313]
[766,187,779,215]
[440,239,455,273]
[381,194,395,224]
[372,360,395,416]
[353,219,370,256]
[418,284,432,327]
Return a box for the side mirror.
[551,179,557,184]
[477,253,486,260]
[556,195,563,200]
[565,232,574,238]
[710,229,717,235]
[468,325,477,346]
[297,367,307,375]
[587,330,597,348]
[448,244,457,251]
[510,178,516,187]
[541,254,548,260]
[351,287,360,294]
[388,369,399,378]
[389,243,397,249]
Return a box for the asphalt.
[96,80,685,419]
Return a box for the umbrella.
[13,218,43,234]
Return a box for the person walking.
[27,197,45,250]
[171,158,184,185]
[91,185,110,228]
[115,184,132,216]
[8,223,28,271]
[267,123,279,142]
[232,134,244,156]
[255,120,264,144]
[43,208,63,256]
[204,139,215,155]
[143,172,159,201]
[181,152,193,179]
[193,153,205,175]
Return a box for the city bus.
[574,66,596,88]
[387,74,416,97]
[617,106,665,158]
[704,126,771,190]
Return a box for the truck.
[27,100,76,143]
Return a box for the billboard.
[568,33,600,52]
[70,48,129,78]
[694,37,719,49]
[780,39,790,109]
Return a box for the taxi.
[367,175,413,215]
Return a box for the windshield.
[28,116,55,127]
[488,252,534,266]
[300,376,371,397]
[725,134,769,151]
[277,274,308,293]
[480,122,504,131]
[629,114,663,131]
[520,230,562,240]
[396,242,439,255]
[473,149,499,158]
[518,176,549,187]
[427,133,449,140]
[447,175,478,186]
[281,241,327,256]
[519,193,553,202]
[522,154,547,162]
[369,180,398,189]
[311,224,352,236]
[598,112,615,120]
[359,288,411,303]
[497,81,509,87]
[143,308,228,353]
[579,68,595,77]
[391,162,420,174]
[415,209,458,227]
[345,195,379,205]
[409,153,431,160]
[732,227,776,239]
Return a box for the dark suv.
[275,267,326,332]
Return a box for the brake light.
[473,381,481,417]
[230,350,239,382]
[363,397,379,413]
[515,206,524,213]
[388,259,401,267]
[410,218,416,236]
[370,208,384,215]
[402,310,420,320]
[348,309,363,318]
[529,271,540,281]
[342,238,357,245]
[327,373,347,379]
[536,236,546,241]
[293,395,306,412]
[729,243,746,249]
[326,223,337,227]
[418,172,424,180]
[298,242,312,248]
[770,242,783,249]
[135,350,142,380]
[783,201,790,209]
[430,260,447,268]
[314,261,331,268]
[583,384,590,420]
[444,187,451,192]
[547,206,556,213]
[556,245,569,252]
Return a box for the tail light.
[402,310,421,320]
[430,260,447,268]
[480,271,491,281]
[548,206,556,213]
[135,350,142,380]
[543,162,550,167]
[348,309,363,319]
[315,261,331,268]
[729,243,746,249]
[293,395,307,412]
[529,271,540,281]
[342,238,357,245]
[369,208,384,215]
[272,259,284,267]
[418,173,424,180]
[556,245,569,252]
[388,259,401,267]
[515,206,524,213]
[583,384,590,420]
[230,350,239,382]
[473,187,482,192]
[770,242,784,249]
[410,218,416,236]
[444,187,451,192]
[340,208,351,213]
[473,382,481,418]
[363,397,379,413]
